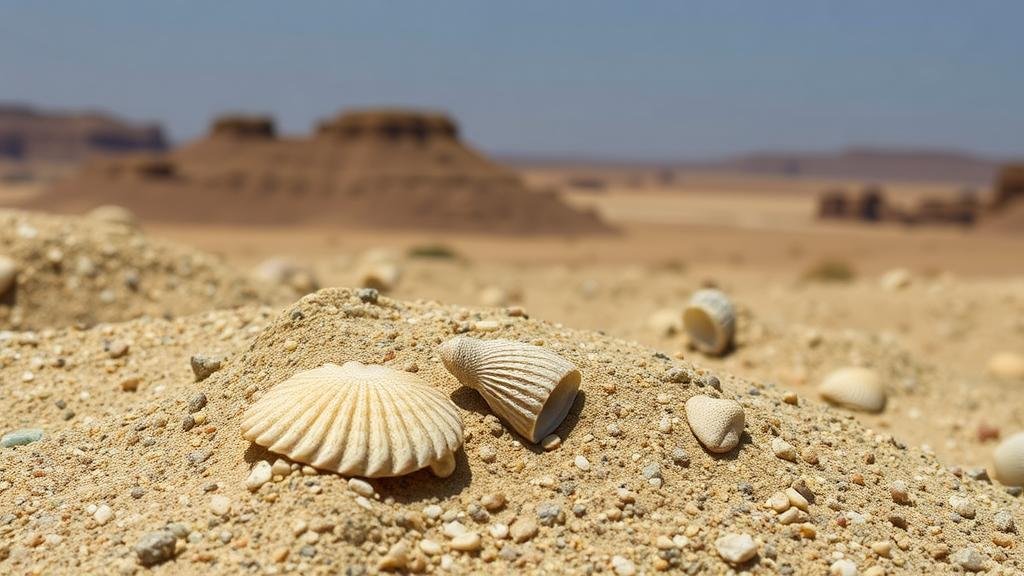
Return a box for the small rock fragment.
[134,530,177,567]
[715,533,758,565]
[190,355,223,382]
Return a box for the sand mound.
[0,209,286,330]
[0,288,1019,574]
[31,109,613,235]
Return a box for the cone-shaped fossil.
[439,336,581,443]
[241,362,463,478]
[683,289,736,356]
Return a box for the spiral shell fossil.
[240,362,463,478]
[685,395,745,453]
[994,431,1024,487]
[683,289,736,356]
[439,337,581,444]
[817,367,886,413]
[0,255,16,296]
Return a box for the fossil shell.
[994,431,1024,487]
[683,289,736,356]
[988,352,1024,381]
[439,337,581,444]
[817,367,886,413]
[87,205,138,227]
[0,255,16,296]
[685,395,745,453]
[241,362,463,478]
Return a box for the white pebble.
[830,559,857,576]
[423,504,444,519]
[419,539,443,556]
[611,555,636,576]
[93,504,113,525]
[450,532,481,551]
[245,461,273,491]
[209,495,231,516]
[348,478,374,497]
[489,523,509,539]
[574,455,591,471]
[715,533,757,565]
[442,520,468,539]
[771,437,798,462]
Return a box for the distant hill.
[0,104,166,163]
[502,147,1009,185]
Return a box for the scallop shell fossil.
[0,255,16,296]
[240,362,463,478]
[683,289,736,356]
[817,367,886,413]
[685,395,745,453]
[994,431,1024,487]
[439,336,581,444]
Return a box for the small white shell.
[0,255,16,296]
[87,205,138,227]
[988,352,1024,381]
[241,362,463,478]
[994,431,1024,487]
[683,289,736,356]
[817,367,886,413]
[684,395,744,453]
[439,337,581,444]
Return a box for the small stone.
[993,510,1015,532]
[209,495,231,516]
[948,495,976,518]
[951,548,986,572]
[1,428,43,448]
[657,416,672,434]
[423,505,443,519]
[536,502,561,526]
[574,455,591,471]
[871,541,892,557]
[271,459,291,477]
[190,355,223,382]
[419,539,443,556]
[489,523,509,539]
[889,480,911,504]
[666,366,692,384]
[94,504,113,525]
[611,555,636,576]
[181,415,195,431]
[671,447,690,466]
[130,487,145,499]
[785,487,809,511]
[134,530,177,567]
[782,391,798,405]
[510,518,538,543]
[830,559,857,576]
[766,491,790,513]
[377,542,409,571]
[450,532,481,552]
[246,461,272,491]
[107,341,129,358]
[541,434,562,451]
[348,478,374,497]
[642,462,662,480]
[771,437,798,462]
[478,445,497,463]
[715,533,758,565]
[120,377,141,392]
[801,447,819,465]
[187,393,207,413]
[481,492,506,512]
[777,508,807,525]
[442,521,468,539]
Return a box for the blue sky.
[2,1,1022,160]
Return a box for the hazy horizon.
[3,2,1022,161]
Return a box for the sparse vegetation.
[802,259,856,283]
[407,243,459,260]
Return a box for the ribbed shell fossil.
[817,367,886,413]
[0,255,16,296]
[994,431,1024,487]
[683,289,736,356]
[685,395,745,453]
[240,362,463,478]
[439,337,581,444]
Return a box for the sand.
[0,284,1021,574]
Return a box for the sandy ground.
[1,171,1023,574]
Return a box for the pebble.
[442,521,468,539]
[766,491,790,513]
[658,416,672,433]
[611,555,636,576]
[510,518,539,543]
[478,445,497,463]
[948,495,975,518]
[450,532,481,552]
[889,480,911,504]
[348,478,374,497]
[423,505,443,519]
[671,447,690,466]
[187,393,208,413]
[271,458,291,477]
[715,533,758,565]
[574,455,591,471]
[993,509,1015,532]
[771,437,798,462]
[785,487,809,511]
[1,428,44,447]
[120,377,141,392]
[489,523,509,539]
[190,355,223,382]
[134,530,177,567]
[377,542,409,571]
[209,495,231,516]
[536,502,561,526]
[481,492,506,511]
[357,287,379,303]
[951,548,986,572]
[829,559,857,576]
[541,434,562,451]
[94,504,113,525]
[107,341,129,358]
[419,539,443,555]
[246,461,272,491]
